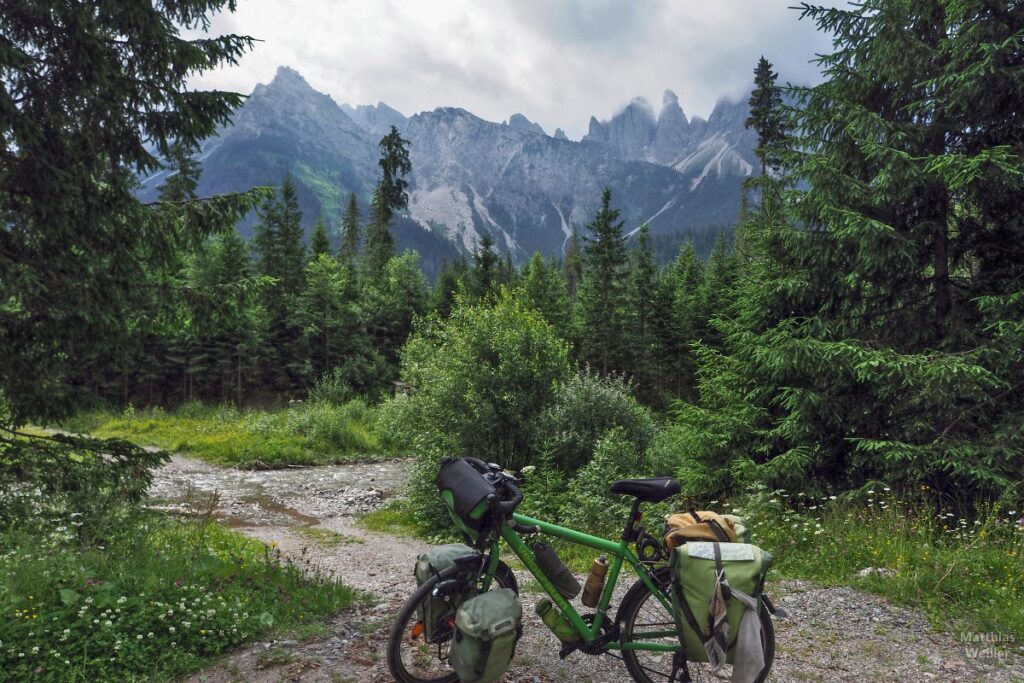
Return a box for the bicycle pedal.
[558,642,580,659]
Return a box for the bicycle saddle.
[609,477,681,502]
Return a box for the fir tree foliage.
[745,56,786,176]
[0,0,260,424]
[253,179,308,390]
[521,252,571,339]
[626,225,659,401]
[471,233,500,301]
[675,0,1024,500]
[363,128,412,279]
[310,217,332,257]
[339,192,361,264]
[578,189,629,375]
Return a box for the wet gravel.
[151,455,1024,683]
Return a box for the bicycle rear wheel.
[617,567,775,683]
[385,560,517,683]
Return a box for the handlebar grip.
[492,481,523,517]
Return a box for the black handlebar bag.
[437,458,497,542]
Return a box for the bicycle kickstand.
[669,652,692,683]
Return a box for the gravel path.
[152,455,1024,683]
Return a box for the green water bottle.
[535,598,581,643]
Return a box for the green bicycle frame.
[495,512,681,653]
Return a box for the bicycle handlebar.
[484,478,522,518]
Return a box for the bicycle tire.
[616,566,775,683]
[385,560,517,683]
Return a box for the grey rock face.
[507,113,546,136]
[553,128,569,141]
[653,89,691,164]
[139,67,749,266]
[403,106,697,258]
[583,116,609,143]
[606,97,658,160]
[580,88,757,189]
[341,102,408,137]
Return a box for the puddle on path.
[149,455,409,528]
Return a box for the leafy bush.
[393,291,571,527]
[532,370,655,474]
[559,429,655,535]
[308,368,356,404]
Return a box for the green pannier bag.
[415,543,475,643]
[669,542,771,666]
[450,588,522,683]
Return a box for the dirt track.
[152,455,1024,683]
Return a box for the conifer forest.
[1,1,1023,681]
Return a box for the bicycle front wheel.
[385,560,517,683]
[617,567,775,683]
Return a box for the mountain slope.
[139,67,756,265]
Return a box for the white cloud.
[189,0,842,139]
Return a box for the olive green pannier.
[450,588,523,683]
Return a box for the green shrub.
[308,368,356,405]
[646,422,724,498]
[559,428,657,535]
[394,291,572,528]
[533,371,655,474]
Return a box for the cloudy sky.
[191,0,843,139]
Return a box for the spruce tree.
[363,127,411,278]
[675,0,1024,501]
[339,192,361,264]
[310,217,332,257]
[578,189,629,375]
[626,225,658,401]
[562,226,584,302]
[0,0,258,423]
[299,254,350,380]
[471,233,499,300]
[159,141,202,202]
[745,56,786,176]
[433,258,468,318]
[363,187,395,278]
[253,179,309,391]
[522,253,571,338]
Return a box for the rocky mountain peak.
[654,89,690,164]
[271,65,312,89]
[604,96,657,160]
[341,101,408,137]
[553,128,568,141]
[507,113,545,136]
[585,115,609,143]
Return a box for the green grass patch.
[356,500,424,537]
[0,512,355,682]
[293,525,363,547]
[62,400,391,468]
[736,488,1024,642]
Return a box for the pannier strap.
[684,509,731,543]
[712,542,732,601]
[475,638,491,675]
